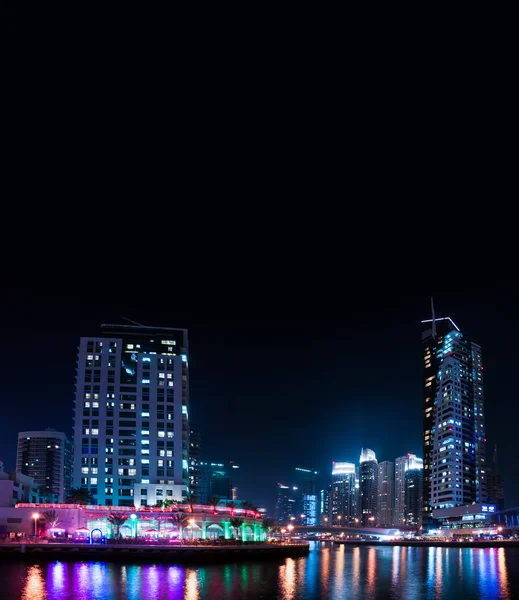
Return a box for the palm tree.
[155,498,174,511]
[229,517,243,540]
[184,492,197,513]
[207,496,220,514]
[262,518,277,537]
[241,501,257,516]
[107,514,128,538]
[66,487,94,505]
[169,512,190,539]
[43,509,60,530]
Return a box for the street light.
[338,515,342,526]
[32,513,39,537]
[287,524,294,543]
[189,518,195,540]
[281,528,286,542]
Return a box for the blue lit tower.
[72,324,190,506]
[359,449,379,526]
[294,467,318,525]
[421,304,487,526]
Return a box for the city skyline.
[0,287,517,516]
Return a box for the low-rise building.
[432,503,498,538]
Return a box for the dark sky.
[1,284,517,515]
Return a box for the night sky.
[1,284,517,516]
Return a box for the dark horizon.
[1,285,517,516]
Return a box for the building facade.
[72,324,190,507]
[16,429,72,503]
[377,461,394,527]
[276,483,297,525]
[359,449,379,526]
[188,423,201,501]
[198,462,233,504]
[330,462,356,526]
[486,444,505,512]
[295,467,318,526]
[422,313,487,526]
[404,464,423,527]
[395,454,422,526]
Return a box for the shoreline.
[0,541,310,564]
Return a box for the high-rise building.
[188,422,201,500]
[295,467,318,525]
[276,482,297,525]
[359,448,378,526]
[394,454,422,526]
[486,444,505,512]
[72,324,190,507]
[198,462,233,504]
[377,461,394,527]
[320,484,331,525]
[422,309,487,526]
[16,429,73,503]
[404,463,423,527]
[330,462,356,526]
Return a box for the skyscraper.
[404,462,423,527]
[377,461,394,527]
[486,444,505,512]
[330,462,356,526]
[188,422,201,500]
[198,461,233,504]
[422,309,487,526]
[394,454,422,526]
[16,429,73,503]
[359,448,378,526]
[294,467,318,525]
[320,484,331,525]
[73,324,190,507]
[276,482,297,525]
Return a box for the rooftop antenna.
[431,297,437,339]
[121,316,145,326]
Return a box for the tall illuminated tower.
[330,462,356,525]
[73,324,190,506]
[359,448,378,526]
[421,305,487,527]
[377,461,394,527]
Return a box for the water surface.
[2,542,518,599]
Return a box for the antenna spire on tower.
[431,297,437,339]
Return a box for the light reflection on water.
[5,542,518,600]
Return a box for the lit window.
[141,479,150,484]
[81,467,89,474]
[167,432,173,438]
[128,469,137,476]
[158,431,165,438]
[141,430,149,436]
[127,344,134,350]
[159,373,165,379]
[141,459,150,464]
[168,381,174,387]
[91,477,97,484]
[167,373,172,379]
[141,449,150,455]
[142,379,150,384]
[92,402,99,408]
[166,451,172,457]
[84,402,90,408]
[91,467,98,474]
[141,440,149,445]
[158,460,164,467]
[92,429,99,435]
